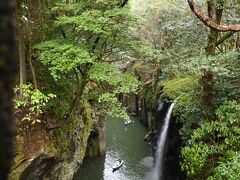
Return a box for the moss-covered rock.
[9,127,57,180]
[160,75,200,99]
[19,154,59,180]
[52,98,94,180]
[10,98,95,180]
[85,115,106,158]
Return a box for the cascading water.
[152,100,177,180]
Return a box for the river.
[74,116,152,180]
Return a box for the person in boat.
[112,159,123,172]
[118,159,122,164]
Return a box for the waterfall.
[152,100,177,180]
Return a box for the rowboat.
[112,160,124,172]
[124,119,132,125]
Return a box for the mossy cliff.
[10,98,95,180]
[85,114,106,158]
[124,61,200,179]
[124,61,162,130]
[125,61,200,132]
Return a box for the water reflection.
[74,116,151,180]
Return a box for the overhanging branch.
[188,0,240,32]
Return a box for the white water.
[151,101,177,180]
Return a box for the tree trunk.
[236,33,240,51]
[237,33,240,60]
[16,2,26,90]
[0,0,18,179]
[206,0,223,55]
[17,24,27,87]
[28,34,37,89]
[187,0,240,107]
[202,0,223,107]
[27,0,37,89]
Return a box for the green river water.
[74,116,153,180]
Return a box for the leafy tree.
[135,1,240,178]
[173,1,240,178]
[182,101,240,179]
[34,0,143,119]
[14,84,56,129]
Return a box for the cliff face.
[123,93,182,179]
[123,61,183,179]
[85,115,106,158]
[10,98,102,180]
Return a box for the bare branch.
[188,0,240,32]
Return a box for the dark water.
[74,116,152,180]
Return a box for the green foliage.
[14,84,56,126]
[98,93,129,119]
[160,75,200,99]
[143,87,159,108]
[34,0,144,120]
[15,0,240,179]
[88,62,139,94]
[35,40,94,80]
[55,7,136,36]
[209,151,240,180]
[132,0,240,179]
[51,0,140,54]
[173,92,202,144]
[181,100,240,179]
[88,62,139,119]
[51,98,93,157]
[179,51,239,77]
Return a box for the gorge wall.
[10,98,106,180]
